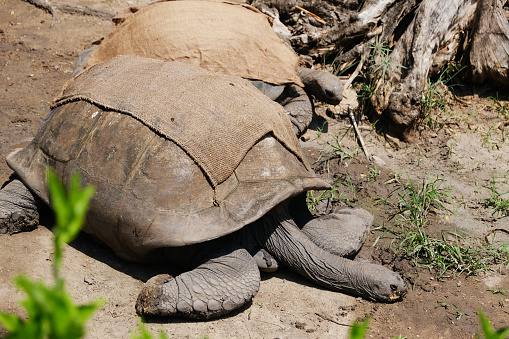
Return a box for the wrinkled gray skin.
[0,180,407,320]
[72,46,343,136]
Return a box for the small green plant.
[316,132,358,169]
[340,174,357,203]
[488,93,509,121]
[437,301,467,319]
[369,37,400,80]
[0,170,103,339]
[357,36,406,114]
[306,188,339,211]
[306,175,357,211]
[420,64,463,129]
[130,322,169,339]
[482,173,509,217]
[349,317,370,339]
[384,174,453,228]
[316,121,328,139]
[364,165,381,181]
[481,125,499,150]
[451,304,467,319]
[384,168,402,185]
[476,310,509,339]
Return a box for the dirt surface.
[0,1,508,338]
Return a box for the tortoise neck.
[253,202,367,297]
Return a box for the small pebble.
[295,321,306,330]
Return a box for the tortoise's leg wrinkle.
[301,208,373,258]
[254,203,407,302]
[276,84,313,136]
[0,179,39,234]
[136,248,260,319]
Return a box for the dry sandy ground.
[0,0,508,338]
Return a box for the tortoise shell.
[7,57,328,261]
[84,0,304,87]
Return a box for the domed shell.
[84,0,304,87]
[7,58,328,262]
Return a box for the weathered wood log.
[372,0,478,139]
[249,0,509,140]
[468,0,509,85]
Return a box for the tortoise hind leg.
[136,247,260,319]
[0,179,39,234]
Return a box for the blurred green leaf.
[349,317,370,339]
[477,310,509,339]
[0,168,102,339]
[131,321,169,339]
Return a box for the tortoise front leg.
[289,196,373,257]
[0,179,39,234]
[301,208,373,258]
[136,247,260,319]
[254,202,407,302]
[250,80,312,136]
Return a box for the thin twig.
[484,228,509,244]
[343,46,370,90]
[295,5,326,24]
[315,312,351,327]
[348,106,371,161]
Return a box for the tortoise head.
[298,67,343,105]
[359,264,408,302]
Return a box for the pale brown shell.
[84,0,304,87]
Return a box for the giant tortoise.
[0,56,406,319]
[73,0,343,136]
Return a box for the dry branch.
[315,312,351,327]
[23,0,115,26]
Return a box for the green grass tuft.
[378,174,508,277]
